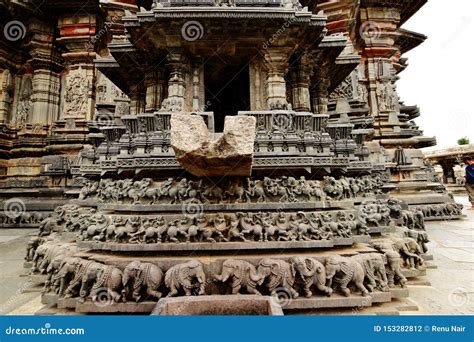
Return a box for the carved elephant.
[122,261,164,302]
[43,254,74,294]
[214,259,264,295]
[352,253,389,292]
[32,242,77,274]
[392,237,424,270]
[164,260,206,297]
[257,258,299,299]
[325,256,369,296]
[56,258,97,298]
[289,257,333,297]
[370,242,407,288]
[80,263,124,303]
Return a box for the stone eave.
[400,104,420,120]
[124,6,326,24]
[395,28,427,54]
[360,0,427,26]
[94,57,133,94]
[322,35,360,93]
[424,144,474,161]
[99,0,139,11]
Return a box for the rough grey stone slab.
[75,301,157,313]
[152,295,283,316]
[41,293,58,305]
[351,235,371,243]
[424,215,465,221]
[402,268,426,278]
[422,254,434,261]
[285,294,372,310]
[370,291,392,303]
[77,239,336,252]
[29,275,47,284]
[57,298,79,309]
[390,288,409,299]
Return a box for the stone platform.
[77,235,371,252]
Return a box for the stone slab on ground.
[390,288,409,299]
[152,295,283,316]
[285,294,374,310]
[41,293,58,305]
[76,301,157,314]
[57,298,78,309]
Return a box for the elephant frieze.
[325,256,369,297]
[80,263,124,303]
[164,260,206,297]
[257,258,299,299]
[289,257,333,298]
[214,259,264,295]
[122,261,164,302]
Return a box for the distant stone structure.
[425,144,474,195]
[0,0,461,314]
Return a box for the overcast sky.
[396,0,473,150]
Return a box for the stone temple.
[0,0,464,314]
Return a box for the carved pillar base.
[263,48,292,110]
[161,51,189,112]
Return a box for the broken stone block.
[170,114,256,177]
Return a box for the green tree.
[457,137,470,145]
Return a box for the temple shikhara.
[0,0,464,314]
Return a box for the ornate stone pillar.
[289,53,313,112]
[311,61,331,114]
[27,20,63,128]
[358,6,402,136]
[130,84,146,115]
[56,14,97,122]
[145,69,165,113]
[0,69,13,124]
[161,51,189,112]
[263,48,292,110]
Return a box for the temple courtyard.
[0,197,472,316]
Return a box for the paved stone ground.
[0,196,472,315]
[399,196,474,315]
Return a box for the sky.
[396,0,474,150]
